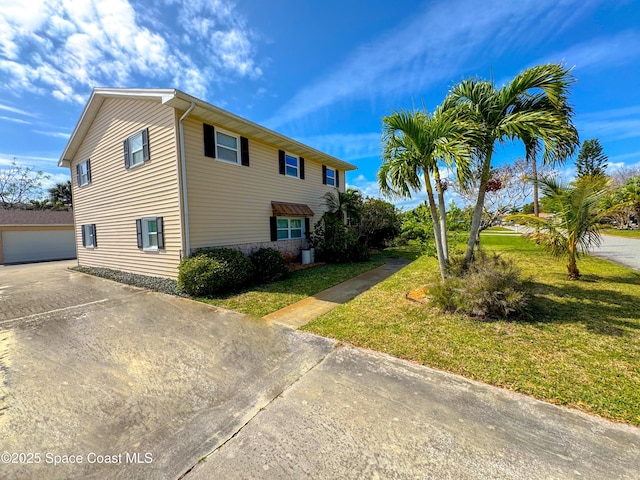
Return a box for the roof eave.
[164,90,357,172]
[58,87,358,172]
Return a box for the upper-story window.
[76,159,91,186]
[323,165,340,188]
[325,168,336,187]
[124,128,149,169]
[216,130,239,164]
[203,123,250,166]
[278,150,305,179]
[285,154,299,177]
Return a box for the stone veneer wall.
[194,239,309,262]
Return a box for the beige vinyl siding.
[70,98,182,278]
[183,117,344,250]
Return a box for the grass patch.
[302,233,640,425]
[483,226,514,232]
[198,258,385,317]
[601,229,640,239]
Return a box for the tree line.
[0,160,72,209]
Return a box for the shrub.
[312,214,370,263]
[430,253,529,320]
[194,247,254,291]
[249,248,290,284]
[177,255,227,296]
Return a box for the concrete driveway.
[0,261,333,479]
[1,261,639,479]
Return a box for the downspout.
[179,102,196,257]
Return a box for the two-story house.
[59,88,356,278]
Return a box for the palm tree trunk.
[433,167,449,262]
[567,252,580,279]
[424,175,447,281]
[532,158,540,217]
[464,149,493,267]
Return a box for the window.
[323,165,339,187]
[325,168,336,187]
[81,224,96,248]
[285,154,298,177]
[216,130,239,163]
[124,129,149,169]
[203,124,250,166]
[278,150,305,179]
[136,217,165,250]
[76,159,91,186]
[276,218,304,240]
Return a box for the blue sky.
[1,0,639,208]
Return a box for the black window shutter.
[322,165,327,185]
[157,217,165,249]
[240,136,250,166]
[299,157,305,179]
[92,224,97,247]
[81,225,86,247]
[136,219,143,248]
[336,170,340,188]
[270,216,277,241]
[76,164,81,186]
[142,128,150,162]
[305,218,310,240]
[124,138,130,168]
[86,160,92,183]
[203,123,216,158]
[278,150,285,175]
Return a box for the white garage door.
[2,230,77,264]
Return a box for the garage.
[0,209,76,264]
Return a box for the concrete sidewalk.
[263,258,410,328]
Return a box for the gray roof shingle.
[0,209,74,226]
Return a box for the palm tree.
[378,108,472,280]
[619,175,640,223]
[443,63,579,267]
[48,180,72,207]
[322,188,363,225]
[507,177,611,279]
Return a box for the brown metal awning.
[271,201,314,217]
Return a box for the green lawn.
[302,234,640,425]
[601,228,640,239]
[198,259,384,317]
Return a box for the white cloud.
[264,0,597,129]
[0,0,262,103]
[348,173,382,199]
[578,105,640,141]
[298,133,381,161]
[535,31,640,71]
[41,172,71,191]
[0,116,30,124]
[0,103,38,117]
[34,130,71,139]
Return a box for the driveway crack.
[177,343,337,479]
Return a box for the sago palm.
[507,177,610,279]
[443,63,579,267]
[378,108,472,280]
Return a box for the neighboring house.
[59,88,357,279]
[0,209,76,264]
